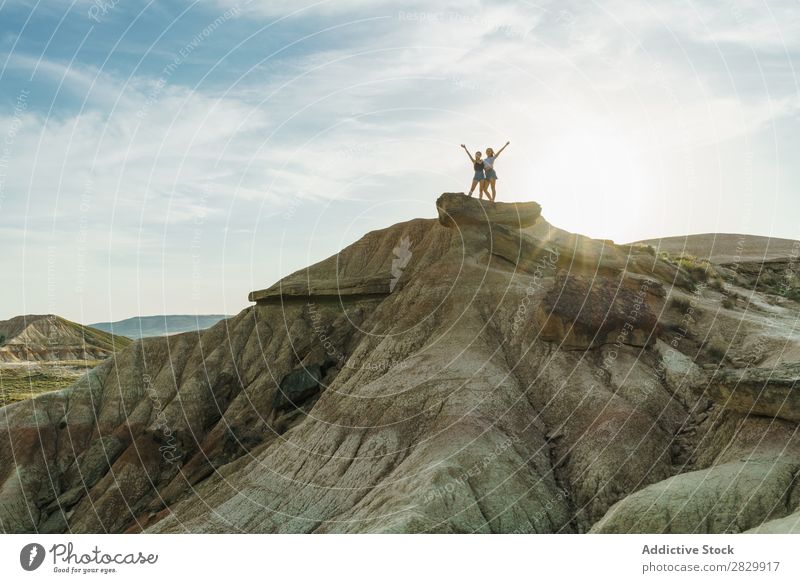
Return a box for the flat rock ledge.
[704,363,800,422]
[436,192,541,229]
[248,275,390,303]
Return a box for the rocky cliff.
[1,194,799,534]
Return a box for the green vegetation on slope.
[0,360,104,407]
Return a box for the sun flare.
[532,130,649,242]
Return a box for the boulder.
[591,459,800,533]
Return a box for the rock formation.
[1,194,799,534]
[0,314,131,362]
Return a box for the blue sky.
[1,0,798,323]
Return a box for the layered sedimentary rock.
[1,194,799,534]
[703,363,800,422]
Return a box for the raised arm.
[461,144,475,163]
[495,141,510,157]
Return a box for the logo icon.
[20,543,46,571]
[390,236,412,292]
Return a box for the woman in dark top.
[460,144,487,199]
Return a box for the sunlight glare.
[535,130,648,242]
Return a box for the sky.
[0,0,798,324]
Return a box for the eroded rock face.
[537,273,661,350]
[1,193,799,534]
[272,364,325,410]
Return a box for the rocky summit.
[1,193,799,534]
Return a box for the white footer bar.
[1,534,797,582]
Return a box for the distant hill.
[631,233,799,264]
[89,315,232,339]
[0,314,132,362]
